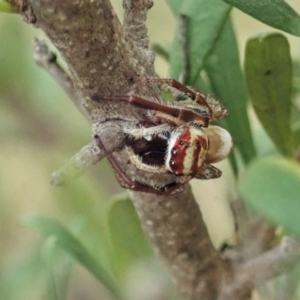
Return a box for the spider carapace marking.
[166,125,208,176]
[93,78,233,195]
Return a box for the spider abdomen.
[166,125,208,175]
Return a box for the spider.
[93,78,232,195]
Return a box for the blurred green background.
[1,1,300,299]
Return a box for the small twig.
[32,38,89,120]
[122,0,156,74]
[230,198,250,239]
[51,120,125,185]
[50,141,103,186]
[123,0,153,50]
[245,236,300,280]
[179,14,189,84]
[222,237,300,297]
[246,219,275,260]
[225,197,276,265]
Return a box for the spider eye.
[166,125,209,176]
[171,149,178,156]
[169,160,178,170]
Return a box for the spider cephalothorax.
[93,78,232,194]
[165,124,208,176]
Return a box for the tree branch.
[221,237,300,299]
[32,37,88,119]
[130,186,228,300]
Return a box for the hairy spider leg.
[93,95,209,126]
[194,163,222,180]
[94,135,184,195]
[135,78,213,115]
[124,123,173,140]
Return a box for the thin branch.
[221,237,300,298]
[32,38,89,120]
[123,0,156,76]
[123,0,153,50]
[51,120,125,185]
[130,186,228,300]
[224,216,276,264]
[242,237,300,285]
[230,198,249,239]
[50,141,103,186]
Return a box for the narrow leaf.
[245,33,294,157]
[41,236,74,300]
[107,194,152,281]
[167,0,231,84]
[205,18,256,164]
[223,0,300,37]
[0,1,16,13]
[22,215,121,300]
[42,237,59,300]
[239,156,300,238]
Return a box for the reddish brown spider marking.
[166,125,208,176]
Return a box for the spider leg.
[136,78,228,121]
[94,134,137,189]
[91,94,209,126]
[136,78,211,110]
[195,163,222,180]
[94,134,183,195]
[123,123,173,140]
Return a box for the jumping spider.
[92,78,232,195]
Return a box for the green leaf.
[22,215,121,300]
[205,18,256,165]
[41,236,74,300]
[245,33,294,157]
[222,0,300,37]
[0,1,16,13]
[167,0,231,84]
[42,237,60,300]
[239,156,300,238]
[106,194,153,282]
